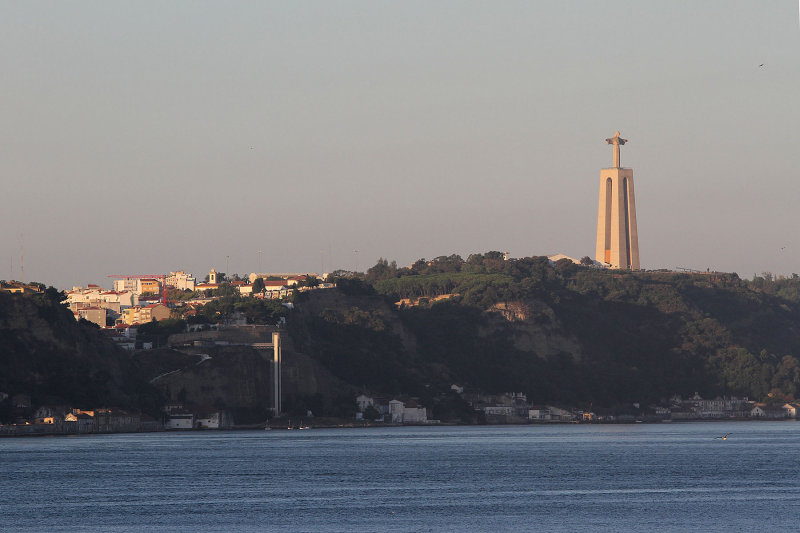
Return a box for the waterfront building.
[356,394,374,412]
[782,403,800,418]
[528,406,551,421]
[165,412,194,429]
[356,395,427,423]
[751,403,786,419]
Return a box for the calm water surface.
[2,422,799,532]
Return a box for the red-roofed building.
[231,280,253,295]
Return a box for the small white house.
[356,394,374,413]
[195,410,227,429]
[750,404,785,419]
[389,400,405,423]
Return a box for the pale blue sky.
[2,1,799,288]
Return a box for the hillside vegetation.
[0,290,162,421]
[4,253,800,423]
[293,254,800,410]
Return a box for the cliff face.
[289,268,800,407]
[146,347,272,413]
[288,287,590,397]
[488,299,584,360]
[0,291,161,416]
[136,341,352,423]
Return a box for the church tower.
[595,132,639,269]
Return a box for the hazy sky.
[2,1,799,289]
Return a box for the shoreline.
[2,416,797,438]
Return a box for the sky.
[2,1,800,289]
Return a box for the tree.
[411,259,428,273]
[580,256,594,266]
[555,258,577,273]
[252,277,265,293]
[366,258,398,282]
[363,405,381,420]
[216,282,236,298]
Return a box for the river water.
[2,422,799,532]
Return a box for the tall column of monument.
[595,132,640,269]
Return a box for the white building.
[528,406,551,421]
[166,271,196,291]
[389,400,405,423]
[64,286,138,321]
[483,405,513,417]
[165,413,194,429]
[194,409,230,429]
[751,404,785,419]
[113,278,138,293]
[231,281,253,295]
[356,394,374,412]
[357,396,427,423]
